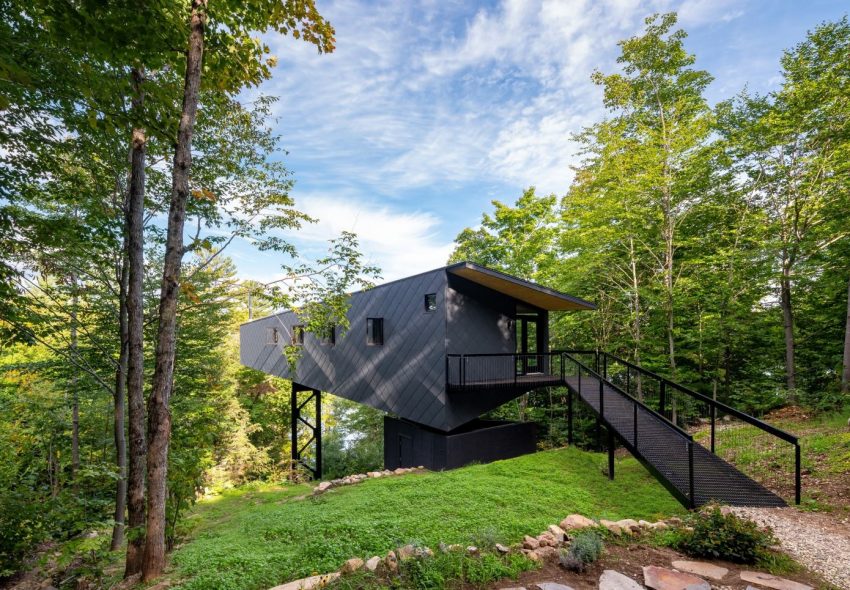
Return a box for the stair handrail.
[599,351,799,445]
[561,351,694,443]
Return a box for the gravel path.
[731,506,850,589]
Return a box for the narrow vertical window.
[424,293,437,312]
[366,318,384,345]
[292,325,305,346]
[266,327,279,345]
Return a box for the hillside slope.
[169,447,684,590]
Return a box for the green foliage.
[558,530,603,572]
[168,448,682,590]
[674,506,776,563]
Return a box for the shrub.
[559,530,603,572]
[675,506,776,563]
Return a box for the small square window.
[322,324,336,346]
[291,325,305,346]
[424,293,437,312]
[366,318,384,346]
[266,327,279,345]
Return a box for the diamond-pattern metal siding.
[240,269,450,430]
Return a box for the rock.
[499,588,526,590]
[643,566,709,590]
[365,556,381,572]
[522,535,540,550]
[397,544,416,560]
[384,551,398,572]
[739,571,813,590]
[534,583,576,590]
[615,519,640,533]
[394,467,406,474]
[671,560,728,581]
[599,570,645,590]
[316,481,332,492]
[467,545,479,556]
[666,517,683,526]
[650,521,669,530]
[600,520,624,535]
[341,558,364,574]
[269,573,341,590]
[537,532,558,547]
[535,546,558,559]
[547,525,567,543]
[495,543,510,554]
[417,465,425,469]
[522,549,542,563]
[560,514,596,531]
[367,471,381,478]
[638,520,652,529]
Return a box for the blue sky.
[230,0,848,283]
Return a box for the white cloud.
[294,194,455,282]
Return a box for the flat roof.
[446,262,596,311]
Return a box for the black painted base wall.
[384,416,537,471]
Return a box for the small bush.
[675,506,776,563]
[559,530,603,572]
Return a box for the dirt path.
[732,506,850,589]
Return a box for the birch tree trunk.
[142,1,206,579]
[124,67,148,577]
[780,256,797,394]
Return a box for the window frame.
[266,327,279,345]
[321,324,336,346]
[366,317,384,346]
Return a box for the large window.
[366,318,384,346]
[291,325,305,346]
[424,293,437,312]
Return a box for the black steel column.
[290,383,298,468]
[607,426,615,480]
[567,388,573,445]
[315,390,322,479]
[291,382,322,480]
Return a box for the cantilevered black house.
[240,261,802,509]
[240,262,594,472]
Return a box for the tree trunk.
[124,68,148,577]
[70,283,79,484]
[142,2,206,580]
[780,266,796,395]
[628,236,644,400]
[111,243,130,551]
[842,275,850,395]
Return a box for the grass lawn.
[168,447,684,590]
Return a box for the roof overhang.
[446,262,596,311]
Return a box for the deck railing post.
[659,380,667,417]
[607,426,615,480]
[567,387,573,445]
[626,366,631,396]
[710,404,716,454]
[633,403,638,449]
[795,443,801,505]
[688,440,696,509]
[603,353,608,381]
[599,377,604,418]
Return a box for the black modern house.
[240,261,801,508]
[239,261,594,472]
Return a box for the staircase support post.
[710,404,716,454]
[688,441,696,509]
[795,443,801,505]
[607,426,615,480]
[567,388,573,445]
[659,381,666,417]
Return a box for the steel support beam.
[291,382,322,480]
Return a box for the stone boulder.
[522,535,540,550]
[560,514,596,531]
[739,571,813,590]
[599,520,625,536]
[340,558,363,574]
[547,524,567,543]
[269,573,340,590]
[364,556,381,572]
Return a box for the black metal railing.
[568,350,801,505]
[446,352,565,392]
[561,351,700,507]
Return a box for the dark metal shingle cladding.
[240,268,450,430]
